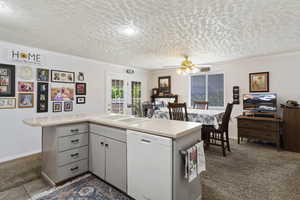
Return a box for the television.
[243,93,277,112]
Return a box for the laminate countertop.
[23,113,202,139]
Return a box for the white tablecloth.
[152,108,225,128]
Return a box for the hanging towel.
[187,146,198,183]
[195,141,206,174]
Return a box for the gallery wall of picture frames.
[0,63,87,112]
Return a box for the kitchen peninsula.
[24,113,203,200]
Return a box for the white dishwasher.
[127,130,173,200]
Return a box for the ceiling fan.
[163,56,211,74]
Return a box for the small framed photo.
[53,102,62,112]
[18,81,34,92]
[64,101,73,112]
[76,83,86,95]
[0,64,15,97]
[0,98,16,109]
[152,88,159,96]
[37,82,49,113]
[18,93,34,108]
[78,72,84,81]
[249,72,269,92]
[76,96,86,104]
[51,70,75,83]
[37,68,49,82]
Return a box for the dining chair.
[167,102,188,121]
[193,101,209,110]
[203,103,233,156]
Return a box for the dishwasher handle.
[141,139,152,144]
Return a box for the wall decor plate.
[76,96,86,104]
[18,81,34,92]
[77,72,84,81]
[51,70,75,83]
[17,66,33,80]
[75,83,86,95]
[37,68,49,82]
[37,82,49,113]
[64,101,73,112]
[53,102,62,112]
[0,98,16,109]
[51,87,74,101]
[249,72,269,92]
[18,93,34,108]
[0,64,15,97]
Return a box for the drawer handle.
[100,142,104,146]
[70,153,79,158]
[70,129,79,133]
[70,166,79,171]
[105,143,109,148]
[71,139,80,144]
[141,139,151,143]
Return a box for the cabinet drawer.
[58,133,89,152]
[238,119,278,131]
[57,159,88,182]
[90,124,126,142]
[56,123,89,137]
[57,146,88,166]
[238,128,277,141]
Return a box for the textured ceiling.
[0,0,300,69]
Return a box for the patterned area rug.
[32,174,132,200]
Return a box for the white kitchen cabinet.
[127,130,173,200]
[105,138,127,192]
[89,124,127,192]
[89,133,106,180]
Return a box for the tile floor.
[0,178,50,200]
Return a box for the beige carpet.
[201,140,300,200]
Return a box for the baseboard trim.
[0,150,41,164]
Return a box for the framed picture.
[158,76,171,94]
[37,68,49,82]
[152,88,159,96]
[53,102,62,112]
[78,72,84,81]
[76,96,86,104]
[18,81,34,92]
[64,101,73,112]
[0,98,16,109]
[249,72,269,92]
[51,87,74,101]
[37,82,49,113]
[0,64,15,97]
[75,83,86,95]
[18,93,34,108]
[17,66,33,80]
[51,70,75,83]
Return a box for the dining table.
[152,107,225,128]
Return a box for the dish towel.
[184,141,206,183]
[187,146,198,183]
[196,141,206,174]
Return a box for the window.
[131,81,142,116]
[190,73,224,107]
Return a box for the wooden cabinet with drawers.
[237,116,283,150]
[42,123,89,185]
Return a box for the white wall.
[150,52,300,139]
[0,41,150,163]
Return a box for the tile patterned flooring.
[0,178,50,200]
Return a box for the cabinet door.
[105,138,127,192]
[89,133,106,180]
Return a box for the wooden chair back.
[219,103,234,132]
[193,101,209,110]
[168,103,188,121]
